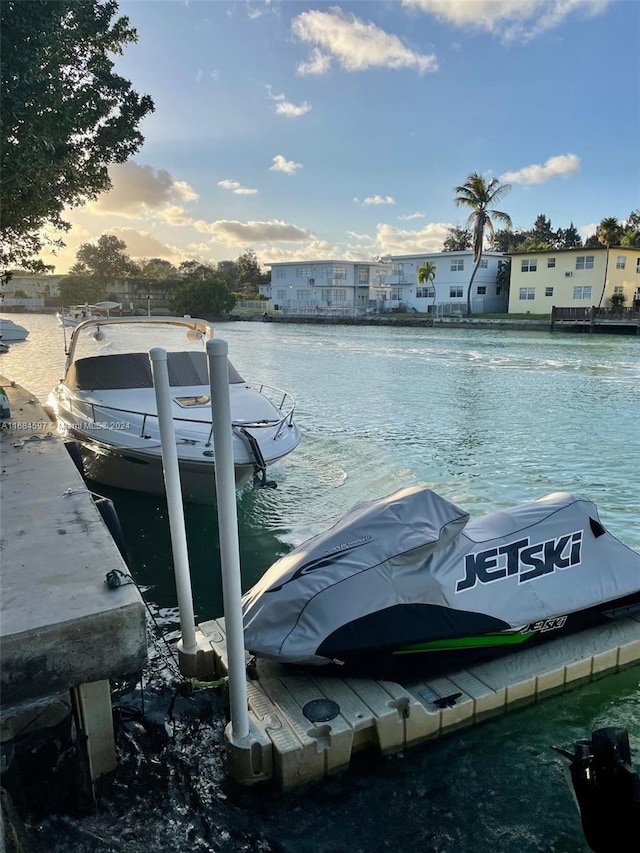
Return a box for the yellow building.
[508,247,640,315]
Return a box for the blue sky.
[43,0,640,272]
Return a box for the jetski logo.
[268,536,371,593]
[456,530,583,593]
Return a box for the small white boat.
[46,316,301,503]
[0,318,29,342]
[56,301,122,328]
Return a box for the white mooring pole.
[207,338,250,741]
[149,347,197,655]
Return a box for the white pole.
[149,347,197,653]
[207,338,249,740]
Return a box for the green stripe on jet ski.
[392,631,535,654]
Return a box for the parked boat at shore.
[56,301,122,328]
[45,316,301,503]
[0,318,29,342]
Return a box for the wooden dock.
[197,613,640,789]
[550,305,640,333]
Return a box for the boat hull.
[68,433,256,503]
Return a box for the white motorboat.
[0,318,29,341]
[45,316,301,503]
[56,301,122,328]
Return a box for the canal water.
[2,313,639,852]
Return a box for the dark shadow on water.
[84,478,292,623]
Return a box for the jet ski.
[242,486,640,667]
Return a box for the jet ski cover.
[242,486,640,665]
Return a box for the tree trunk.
[466,254,482,316]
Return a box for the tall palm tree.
[453,172,512,316]
[417,260,437,314]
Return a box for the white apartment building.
[379,251,508,314]
[265,260,389,311]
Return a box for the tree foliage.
[168,279,236,318]
[177,261,216,282]
[70,234,140,291]
[442,225,472,252]
[139,258,178,279]
[453,172,512,315]
[237,249,269,298]
[58,276,105,305]
[0,0,154,271]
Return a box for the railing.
[64,382,297,444]
[552,306,640,321]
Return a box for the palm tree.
[596,216,623,247]
[453,172,512,316]
[417,261,437,314]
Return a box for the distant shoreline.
[231,313,551,332]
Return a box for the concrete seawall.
[0,378,148,805]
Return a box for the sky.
[41,0,640,273]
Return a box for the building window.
[358,267,369,284]
[275,267,285,278]
[332,266,347,280]
[545,287,554,297]
[320,266,332,278]
[547,258,556,268]
[637,258,640,274]
[390,287,404,300]
[521,259,537,272]
[297,290,310,304]
[450,286,463,298]
[476,286,486,295]
[576,255,594,270]
[334,289,347,303]
[296,266,312,277]
[450,258,464,272]
[573,286,593,300]
[321,289,331,303]
[479,259,488,268]
[276,290,285,303]
[519,287,535,300]
[616,255,626,270]
[614,286,624,295]
[416,286,435,298]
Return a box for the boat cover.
[242,486,640,664]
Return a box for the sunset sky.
[42,0,640,272]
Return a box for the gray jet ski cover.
[242,485,640,665]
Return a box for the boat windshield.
[71,320,211,363]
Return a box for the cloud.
[362,195,396,206]
[156,205,193,227]
[292,7,438,75]
[266,85,312,117]
[376,221,452,254]
[91,162,199,217]
[193,218,315,246]
[217,178,258,195]
[261,240,337,264]
[297,47,332,76]
[398,211,426,220]
[500,153,580,184]
[402,0,611,42]
[269,154,303,175]
[109,227,182,260]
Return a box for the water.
[2,313,639,851]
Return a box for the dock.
[0,378,148,789]
[197,613,640,789]
[550,305,640,333]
